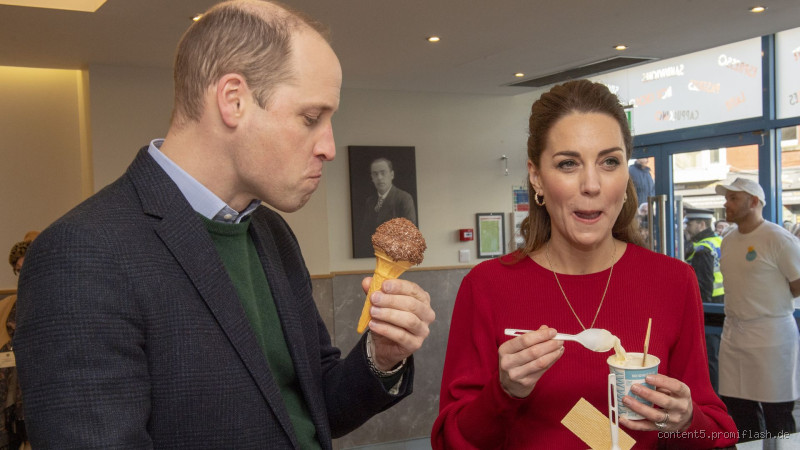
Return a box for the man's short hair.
[171,0,329,125]
[371,158,393,172]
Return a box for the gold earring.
[534,193,545,206]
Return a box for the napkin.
[561,397,636,450]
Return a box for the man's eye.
[303,115,320,125]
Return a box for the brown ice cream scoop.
[357,218,426,333]
[371,218,426,265]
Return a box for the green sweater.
[203,217,320,449]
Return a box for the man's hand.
[362,277,435,371]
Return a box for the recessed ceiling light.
[0,0,106,12]
[192,13,203,21]
[749,6,767,13]
[614,45,627,51]
[514,73,525,78]
[427,36,441,43]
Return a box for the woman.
[432,80,737,448]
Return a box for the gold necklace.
[544,240,616,330]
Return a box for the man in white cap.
[715,177,800,441]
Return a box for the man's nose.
[315,123,336,161]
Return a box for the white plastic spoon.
[504,328,616,352]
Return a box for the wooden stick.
[642,318,652,367]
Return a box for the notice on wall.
[510,186,529,251]
[512,186,529,212]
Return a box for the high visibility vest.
[687,236,724,297]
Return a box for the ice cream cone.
[357,248,414,333]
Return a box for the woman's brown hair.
[514,79,643,260]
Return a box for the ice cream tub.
[607,353,660,420]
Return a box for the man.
[684,207,724,303]
[716,177,800,441]
[355,157,417,257]
[628,157,654,207]
[683,207,724,392]
[14,1,435,448]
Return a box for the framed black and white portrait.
[348,146,418,259]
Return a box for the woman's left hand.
[619,374,694,433]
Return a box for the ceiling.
[1,0,799,96]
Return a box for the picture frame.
[476,213,505,258]
[348,146,419,259]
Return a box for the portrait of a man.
[349,146,418,258]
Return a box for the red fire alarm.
[459,228,474,241]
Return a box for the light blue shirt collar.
[147,139,260,223]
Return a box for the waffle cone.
[357,248,414,333]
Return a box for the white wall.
[2,63,543,286]
[89,65,173,191]
[0,66,88,290]
[325,88,537,272]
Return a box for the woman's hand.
[619,374,694,432]
[498,325,564,398]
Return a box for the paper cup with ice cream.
[607,353,660,420]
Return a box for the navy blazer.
[15,148,413,449]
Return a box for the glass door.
[673,144,760,256]
[634,132,763,259]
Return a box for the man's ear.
[216,73,247,128]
